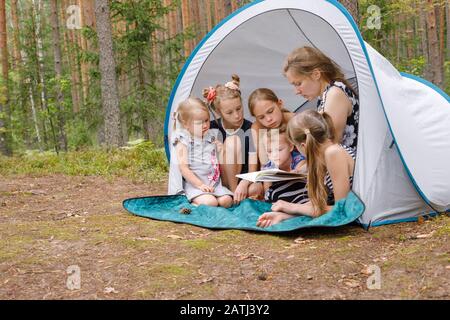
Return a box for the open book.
[236,169,306,183]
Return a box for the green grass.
[0,141,168,183]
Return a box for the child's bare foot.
[256,211,294,228]
[271,200,300,214]
[218,195,233,208]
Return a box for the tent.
[163,0,450,228]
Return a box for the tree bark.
[426,0,443,86]
[0,0,11,155]
[34,0,59,152]
[205,0,213,31]
[60,0,81,113]
[10,0,22,68]
[338,0,359,25]
[231,0,238,12]
[446,0,450,60]
[94,0,123,147]
[214,0,224,25]
[78,0,90,104]
[50,0,68,151]
[181,0,191,57]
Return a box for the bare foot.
[256,211,295,228]
[271,200,300,214]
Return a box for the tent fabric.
[163,0,450,227]
[123,191,365,233]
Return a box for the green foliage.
[66,119,93,150]
[0,141,168,183]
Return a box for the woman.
[283,46,359,151]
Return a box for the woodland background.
[0,0,448,156]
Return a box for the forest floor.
[0,174,449,300]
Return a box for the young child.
[257,110,356,228]
[203,74,262,204]
[261,128,307,203]
[173,97,233,208]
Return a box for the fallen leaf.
[294,236,306,244]
[417,216,425,225]
[415,231,435,239]
[196,277,214,284]
[287,255,295,259]
[135,237,160,241]
[167,234,183,240]
[257,273,268,281]
[104,287,118,294]
[344,280,360,288]
[238,253,264,261]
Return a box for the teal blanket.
[122,191,365,233]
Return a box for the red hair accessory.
[206,87,217,103]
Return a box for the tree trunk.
[214,0,224,25]
[0,0,11,155]
[437,0,445,68]
[191,0,201,43]
[205,0,213,31]
[94,0,123,147]
[29,84,43,151]
[338,0,359,25]
[10,0,22,68]
[419,0,430,78]
[50,0,68,151]
[181,0,191,57]
[78,0,90,104]
[426,0,443,86]
[231,0,238,12]
[60,0,81,113]
[446,0,450,60]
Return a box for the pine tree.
[94,0,122,147]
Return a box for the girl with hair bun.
[203,74,262,204]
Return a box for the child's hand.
[292,160,307,174]
[199,184,215,193]
[213,140,223,153]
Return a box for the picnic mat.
[122,191,365,233]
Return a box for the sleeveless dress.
[172,129,233,202]
[265,145,356,205]
[210,118,254,174]
[317,81,359,152]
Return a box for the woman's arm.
[321,87,352,143]
[175,143,205,188]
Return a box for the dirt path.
[0,174,448,299]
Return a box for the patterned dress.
[172,129,233,202]
[317,81,359,152]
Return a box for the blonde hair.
[284,46,357,97]
[202,74,242,112]
[286,109,336,215]
[174,97,209,130]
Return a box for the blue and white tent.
[164,0,450,227]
